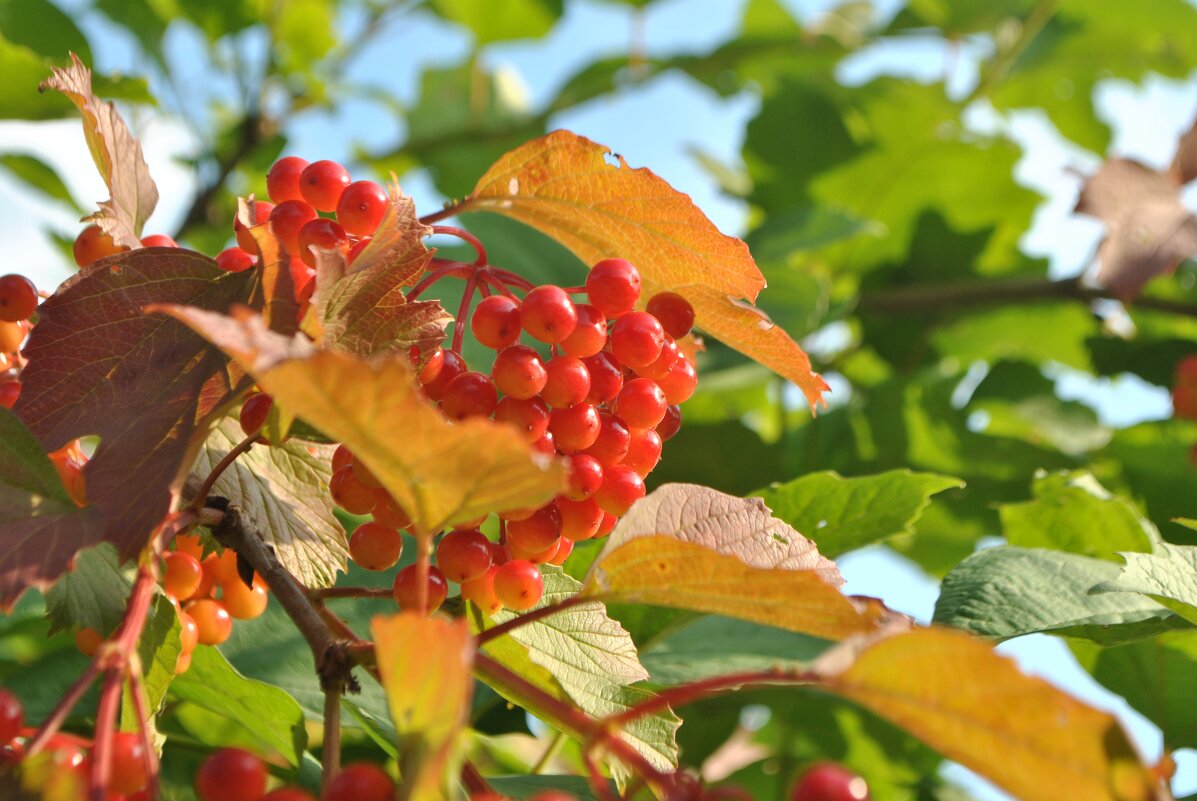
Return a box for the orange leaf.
[462,130,828,410]
[372,613,474,801]
[819,628,1164,801]
[238,199,299,335]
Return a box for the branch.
[322,690,341,791]
[175,113,269,239]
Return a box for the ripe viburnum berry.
[0,274,38,322]
[585,258,641,318]
[299,159,351,212]
[266,156,309,203]
[336,180,388,236]
[493,560,544,611]
[195,748,268,801]
[520,285,578,343]
[789,762,870,801]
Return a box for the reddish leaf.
[39,53,158,248]
[13,250,254,565]
[0,408,103,608]
[1168,114,1197,186]
[460,130,829,410]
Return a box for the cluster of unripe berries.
[1171,355,1197,467]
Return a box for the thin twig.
[190,430,257,513]
[476,594,591,645]
[128,664,160,801]
[308,586,394,601]
[530,731,566,775]
[431,225,488,267]
[322,690,342,792]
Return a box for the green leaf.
[753,469,963,558]
[473,566,680,773]
[169,644,307,764]
[44,543,133,635]
[122,594,182,732]
[1092,543,1197,625]
[639,614,831,683]
[1071,631,1197,749]
[342,699,399,759]
[274,0,336,77]
[0,0,91,63]
[428,0,562,43]
[999,471,1157,560]
[745,206,881,263]
[930,303,1097,370]
[488,775,610,800]
[192,418,348,588]
[1101,420,1197,537]
[934,546,1190,644]
[0,153,81,210]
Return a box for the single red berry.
[595,465,645,516]
[412,346,446,385]
[614,378,668,429]
[290,255,317,306]
[493,560,544,611]
[110,731,148,793]
[658,356,697,405]
[585,414,631,466]
[598,511,618,536]
[507,505,563,553]
[215,246,256,273]
[586,258,641,318]
[494,396,551,441]
[472,294,523,349]
[299,159,351,212]
[336,180,388,236]
[140,233,178,248]
[0,380,20,409]
[549,403,601,453]
[549,537,574,565]
[460,566,503,615]
[331,443,354,474]
[492,345,548,399]
[329,465,378,515]
[565,453,604,500]
[73,224,127,267]
[324,762,395,801]
[222,577,269,620]
[187,599,233,645]
[195,748,268,801]
[349,521,404,571]
[441,371,498,420]
[269,199,318,254]
[297,217,348,267]
[75,626,103,656]
[510,535,561,564]
[521,285,578,343]
[436,529,493,582]
[634,337,681,381]
[582,352,624,404]
[560,303,607,358]
[624,427,663,477]
[164,551,204,601]
[532,431,556,455]
[422,350,467,402]
[392,565,449,613]
[239,392,273,438]
[1177,355,1197,386]
[351,457,382,488]
[490,541,512,566]
[0,321,25,353]
[657,404,682,441]
[371,492,412,530]
[0,275,38,322]
[1175,384,1197,420]
[646,292,695,338]
[348,237,371,264]
[0,691,22,744]
[234,199,276,252]
[556,496,604,541]
[541,356,591,408]
[610,311,665,368]
[790,762,870,801]
[267,156,310,203]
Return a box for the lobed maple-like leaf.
[460,130,829,410]
[312,185,450,358]
[39,53,158,248]
[154,306,566,535]
[372,613,474,801]
[584,484,907,640]
[815,627,1164,801]
[13,250,254,570]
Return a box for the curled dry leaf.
[39,53,158,248]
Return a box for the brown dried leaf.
[39,53,158,248]
[1168,115,1197,186]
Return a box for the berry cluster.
[1171,355,1197,467]
[0,272,38,409]
[194,748,395,801]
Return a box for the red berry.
[348,237,371,264]
[549,537,574,565]
[441,371,498,420]
[262,789,317,801]
[422,350,467,402]
[510,535,561,564]
[586,258,641,318]
[222,578,268,620]
[1177,355,1197,386]
[392,565,448,613]
[371,493,412,530]
[267,156,309,203]
[297,217,348,267]
[614,378,667,429]
[598,511,618,536]
[0,321,25,353]
[585,414,631,466]
[556,496,604,541]
[646,292,695,338]
[532,431,556,455]
[541,356,591,408]
[239,392,272,438]
[0,275,37,322]
[560,303,607,358]
[790,763,870,801]
[187,599,233,645]
[215,247,256,273]
[610,311,665,368]
[110,731,148,793]
[336,180,388,237]
[634,337,681,381]
[472,295,523,349]
[658,357,697,405]
[299,159,351,212]
[436,529,493,582]
[0,380,20,409]
[520,285,578,343]
[290,256,317,306]
[494,396,551,441]
[195,748,268,801]
[331,444,354,473]
[1175,384,1197,420]
[460,566,502,615]
[507,506,563,553]
[235,200,275,252]
[493,560,544,611]
[595,465,645,516]
[269,199,318,254]
[140,234,178,248]
[0,691,22,744]
[164,551,204,601]
[75,626,103,656]
[324,762,395,801]
[549,403,601,453]
[657,404,682,441]
[582,352,624,404]
[73,224,127,267]
[413,347,446,385]
[564,453,604,500]
[624,427,663,477]
[329,465,378,515]
[349,522,404,571]
[492,345,548,399]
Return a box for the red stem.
[405,261,473,301]
[418,202,468,226]
[128,665,160,800]
[478,269,516,298]
[584,748,616,801]
[604,668,817,728]
[461,762,495,796]
[89,668,122,801]
[431,225,488,267]
[489,267,534,292]
[451,272,479,354]
[475,594,591,645]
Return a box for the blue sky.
[1,0,1195,797]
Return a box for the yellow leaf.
[155,306,566,534]
[583,484,905,639]
[820,628,1163,801]
[372,613,475,801]
[462,130,828,410]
